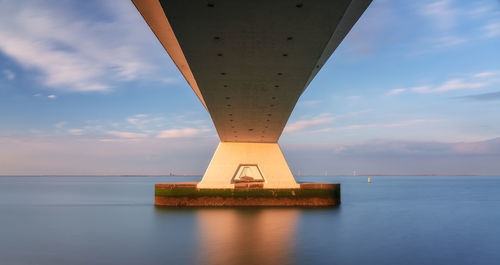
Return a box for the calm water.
[1,176,499,265]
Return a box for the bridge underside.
[133,0,371,190]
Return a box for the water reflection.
[196,208,300,265]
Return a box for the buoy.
[368,177,371,183]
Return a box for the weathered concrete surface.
[155,182,340,207]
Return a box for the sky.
[0,0,499,176]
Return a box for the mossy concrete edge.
[154,182,340,207]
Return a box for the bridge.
[132,0,371,205]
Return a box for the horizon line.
[0,174,499,177]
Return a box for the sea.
[1,175,499,265]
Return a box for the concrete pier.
[133,0,370,206]
[155,182,340,207]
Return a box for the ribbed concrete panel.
[135,0,371,142]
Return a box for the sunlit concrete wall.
[198,142,299,189]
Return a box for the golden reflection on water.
[196,209,300,265]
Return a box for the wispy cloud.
[284,115,335,133]
[0,136,218,175]
[0,1,176,92]
[47,95,57,99]
[419,0,457,31]
[341,119,436,131]
[54,122,66,129]
[2,136,498,175]
[68,129,84,136]
[347,95,361,101]
[157,128,211,138]
[411,79,487,93]
[387,88,406,95]
[340,0,394,54]
[452,138,500,154]
[467,0,500,18]
[474,71,496,78]
[454,91,500,101]
[482,22,500,38]
[107,130,148,139]
[330,137,500,156]
[390,71,500,95]
[126,114,167,131]
[2,69,15,80]
[432,35,466,48]
[43,113,212,140]
[282,138,500,175]
[414,0,500,52]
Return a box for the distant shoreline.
[0,174,498,177]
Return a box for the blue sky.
[0,0,499,175]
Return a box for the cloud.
[2,136,498,175]
[482,22,500,38]
[388,88,406,95]
[414,79,487,93]
[340,0,394,54]
[454,91,500,101]
[409,86,432,93]
[157,128,211,139]
[414,1,499,51]
[419,0,457,31]
[347,95,361,101]
[452,138,500,154]
[2,69,15,80]
[290,137,500,157]
[54,122,66,129]
[107,130,148,139]
[341,119,435,131]
[467,1,499,18]
[474,72,496,78]
[47,95,57,99]
[125,114,167,131]
[281,138,500,176]
[403,1,498,55]
[331,139,451,156]
[432,35,466,48]
[26,113,212,140]
[68,129,84,136]
[393,72,499,95]
[284,115,335,133]
[0,136,218,175]
[0,1,176,92]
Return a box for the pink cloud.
[157,128,211,138]
[107,131,148,139]
[284,116,335,133]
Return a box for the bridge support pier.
[198,142,299,189]
[154,142,341,207]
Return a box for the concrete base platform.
[155,182,340,207]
